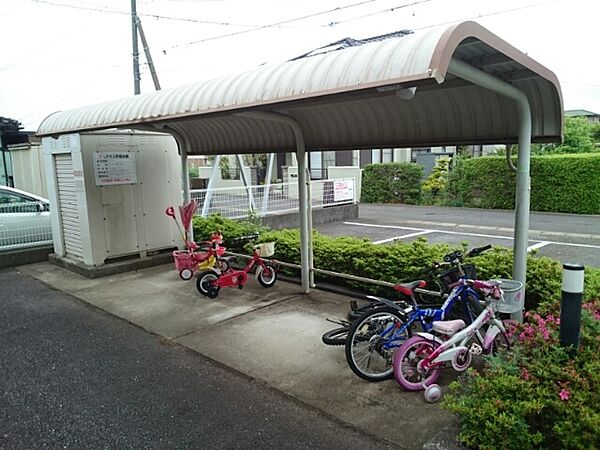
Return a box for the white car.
[0,186,52,251]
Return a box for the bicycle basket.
[173,250,193,271]
[439,264,476,292]
[489,279,524,313]
[256,242,275,257]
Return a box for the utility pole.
[136,17,161,91]
[131,0,141,95]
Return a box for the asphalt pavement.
[0,268,397,450]
[315,204,600,268]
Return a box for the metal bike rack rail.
[225,252,443,298]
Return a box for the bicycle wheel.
[485,330,511,355]
[256,264,277,288]
[196,270,220,297]
[321,327,348,346]
[219,259,231,273]
[393,336,442,391]
[179,268,193,281]
[344,306,411,382]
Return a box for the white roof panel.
[37,21,563,153]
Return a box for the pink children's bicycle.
[393,278,522,403]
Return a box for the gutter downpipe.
[237,111,312,293]
[448,58,531,323]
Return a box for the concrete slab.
[19,261,455,449]
[176,288,455,450]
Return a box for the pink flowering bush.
[443,299,600,449]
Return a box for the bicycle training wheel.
[256,264,277,288]
[344,306,411,382]
[196,269,220,297]
[393,336,441,391]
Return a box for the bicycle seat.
[394,280,426,296]
[432,319,466,336]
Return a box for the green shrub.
[361,162,423,204]
[444,300,600,449]
[192,214,266,252]
[257,228,600,309]
[192,215,600,308]
[445,153,600,214]
[422,157,450,204]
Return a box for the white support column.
[306,167,315,287]
[236,154,256,212]
[261,153,275,215]
[202,154,221,217]
[180,143,190,205]
[237,111,312,293]
[448,58,532,322]
[296,142,311,293]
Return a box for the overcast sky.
[1,0,598,131]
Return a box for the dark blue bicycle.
[344,245,491,382]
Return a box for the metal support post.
[236,154,256,213]
[560,263,584,356]
[131,0,140,95]
[306,167,315,287]
[448,58,532,323]
[237,111,311,293]
[261,153,275,215]
[202,155,221,217]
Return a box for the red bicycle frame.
[211,246,270,289]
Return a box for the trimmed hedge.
[446,153,600,214]
[256,228,600,309]
[361,162,423,204]
[191,215,600,309]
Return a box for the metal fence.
[191,178,356,219]
[0,202,53,251]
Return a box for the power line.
[165,0,379,51]
[409,0,562,32]
[327,0,435,26]
[28,0,274,27]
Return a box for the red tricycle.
[196,241,278,298]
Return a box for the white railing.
[0,202,53,251]
[191,178,356,219]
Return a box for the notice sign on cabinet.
[93,152,138,186]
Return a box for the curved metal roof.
[37,21,563,153]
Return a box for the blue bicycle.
[344,245,491,382]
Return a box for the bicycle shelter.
[37,21,563,320]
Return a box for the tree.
[493,117,598,156]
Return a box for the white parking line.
[373,230,434,245]
[527,241,551,252]
[343,221,600,250]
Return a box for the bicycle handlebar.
[230,233,260,243]
[441,244,492,264]
[466,244,492,258]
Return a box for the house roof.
[37,21,563,154]
[565,109,600,117]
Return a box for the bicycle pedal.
[349,300,358,311]
[469,343,482,355]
